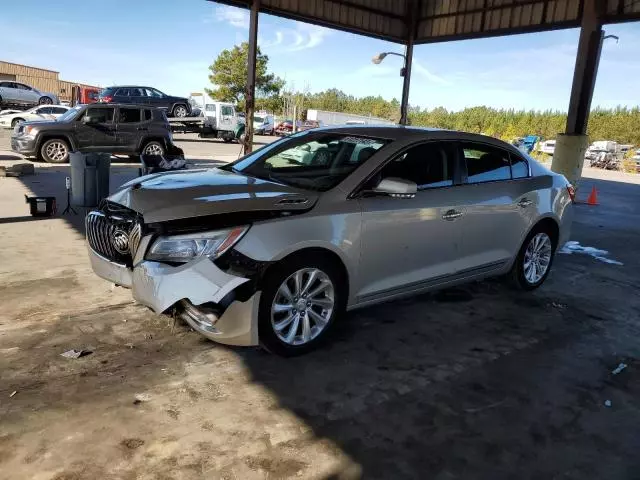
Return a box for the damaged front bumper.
[88,247,260,346]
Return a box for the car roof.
[310,124,512,145]
[82,103,160,109]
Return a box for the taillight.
[567,184,576,203]
[101,95,113,103]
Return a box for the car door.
[115,106,143,152]
[218,105,235,131]
[143,87,167,111]
[128,87,146,106]
[453,141,535,273]
[16,83,40,105]
[75,106,116,151]
[356,141,466,301]
[1,82,22,103]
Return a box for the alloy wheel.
[45,141,68,162]
[144,143,164,155]
[523,233,552,284]
[174,106,187,117]
[271,268,335,346]
[39,97,53,105]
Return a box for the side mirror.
[373,177,417,198]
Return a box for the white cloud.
[259,22,331,53]
[207,5,249,29]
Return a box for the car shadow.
[0,153,24,161]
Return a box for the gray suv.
[86,126,573,356]
[11,104,173,163]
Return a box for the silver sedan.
[86,126,574,356]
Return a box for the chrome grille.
[86,209,142,265]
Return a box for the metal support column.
[399,0,417,126]
[244,0,260,155]
[552,0,603,188]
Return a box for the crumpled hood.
[109,168,318,223]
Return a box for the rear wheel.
[509,227,556,290]
[38,96,53,105]
[40,138,70,163]
[142,141,165,156]
[259,255,346,356]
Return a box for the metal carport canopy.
[210,0,640,45]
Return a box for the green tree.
[206,42,284,111]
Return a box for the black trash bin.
[69,152,111,207]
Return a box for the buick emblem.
[111,229,130,255]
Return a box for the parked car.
[254,114,275,135]
[98,86,191,118]
[85,126,574,356]
[0,81,59,107]
[0,105,70,129]
[539,139,556,155]
[275,119,303,136]
[11,103,174,163]
[299,120,322,131]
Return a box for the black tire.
[222,136,233,143]
[258,253,347,356]
[38,96,53,105]
[172,104,188,118]
[141,140,165,156]
[40,138,70,163]
[509,224,557,290]
[11,118,24,128]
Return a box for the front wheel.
[259,255,346,356]
[142,141,165,156]
[172,104,188,118]
[40,138,70,163]
[509,228,556,290]
[38,96,53,105]
[11,118,24,128]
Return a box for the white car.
[0,105,70,129]
[539,139,556,155]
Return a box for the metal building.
[211,0,640,186]
[0,61,99,103]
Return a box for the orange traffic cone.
[586,186,598,206]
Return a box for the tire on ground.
[40,138,70,163]
[258,252,347,356]
[509,221,558,291]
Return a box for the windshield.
[57,106,82,122]
[228,131,389,191]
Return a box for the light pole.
[372,47,413,125]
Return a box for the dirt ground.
[1,136,640,479]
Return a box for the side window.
[130,88,143,97]
[143,109,152,121]
[221,106,234,116]
[379,142,456,189]
[16,83,31,91]
[115,88,130,96]
[36,107,51,114]
[52,107,68,114]
[81,107,115,123]
[462,143,511,184]
[510,153,529,179]
[118,107,141,123]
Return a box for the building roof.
[210,0,640,44]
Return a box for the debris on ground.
[551,302,567,309]
[9,391,17,398]
[612,363,628,375]
[133,393,152,405]
[60,348,92,359]
[604,400,612,407]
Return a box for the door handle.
[442,209,463,220]
[518,198,533,208]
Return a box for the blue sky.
[2,0,639,112]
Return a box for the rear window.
[100,88,116,96]
[119,107,141,123]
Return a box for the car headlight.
[146,226,248,263]
[24,126,38,136]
